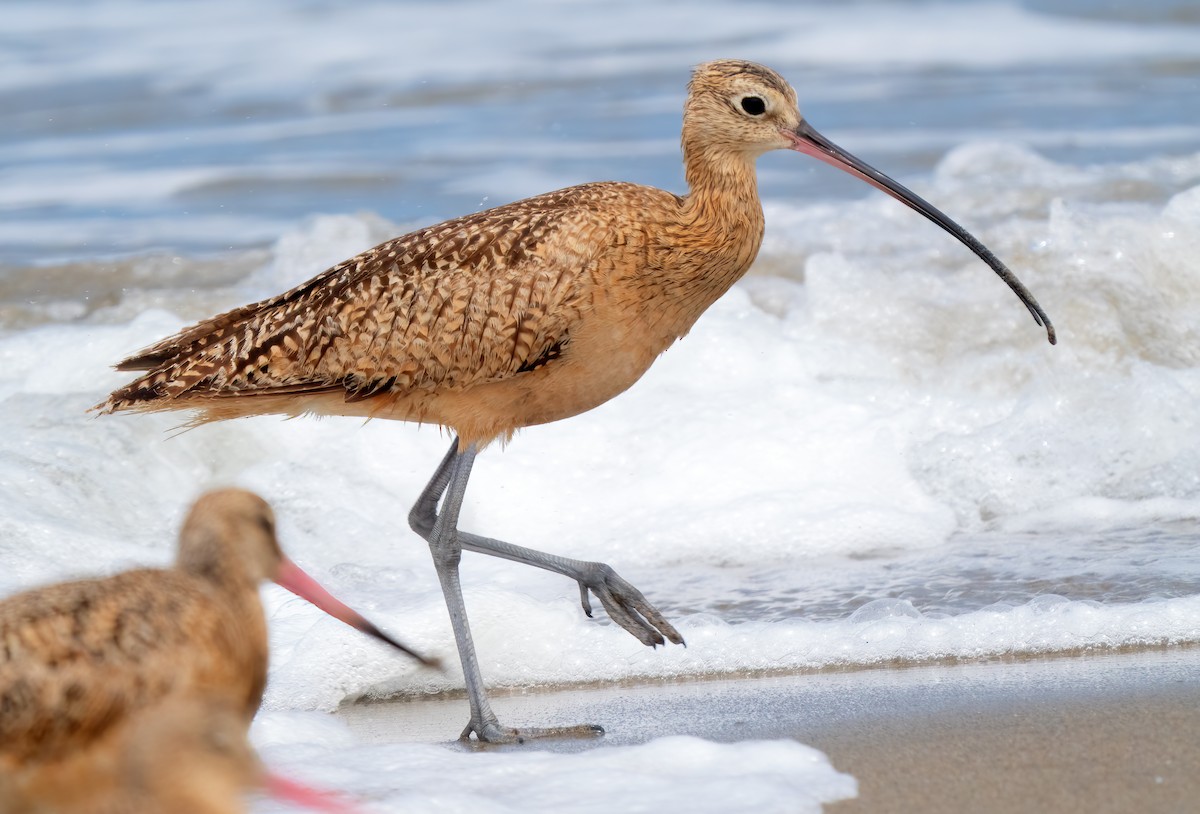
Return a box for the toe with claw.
[461,718,605,745]
[573,562,685,648]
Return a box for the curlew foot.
[460,719,605,745]
[573,561,685,649]
[415,438,685,652]
[451,528,685,650]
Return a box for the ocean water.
[2,0,1200,810]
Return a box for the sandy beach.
[338,645,1200,813]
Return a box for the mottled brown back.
[98,183,659,415]
[0,568,267,765]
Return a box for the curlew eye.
[739,95,766,116]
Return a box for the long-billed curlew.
[1,694,356,814]
[98,60,1055,742]
[0,489,431,766]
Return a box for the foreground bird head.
[178,489,437,667]
[686,59,1055,344]
[177,489,285,586]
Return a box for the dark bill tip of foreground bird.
[359,620,443,670]
[783,119,1057,346]
[274,557,439,667]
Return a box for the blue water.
[1,0,1197,266]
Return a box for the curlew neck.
[638,117,765,342]
[681,127,765,226]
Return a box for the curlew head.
[684,59,803,158]
[178,489,437,667]
[686,59,1055,345]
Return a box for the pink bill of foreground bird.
[0,488,433,766]
[0,694,359,814]
[97,59,1055,743]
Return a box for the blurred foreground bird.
[0,488,432,766]
[98,59,1054,742]
[0,695,356,814]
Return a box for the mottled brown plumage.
[96,60,1053,742]
[1,696,263,814]
[0,489,425,765]
[96,65,787,445]
[0,491,278,766]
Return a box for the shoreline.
[338,645,1200,812]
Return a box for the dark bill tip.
[785,120,1056,346]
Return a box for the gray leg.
[421,445,508,741]
[409,438,684,648]
[459,533,683,648]
[412,439,627,743]
[407,439,458,539]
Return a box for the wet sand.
[338,646,1200,813]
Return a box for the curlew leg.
[409,438,684,649]
[420,446,519,742]
[409,438,682,743]
[414,441,599,743]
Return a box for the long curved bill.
[275,557,440,668]
[784,120,1056,345]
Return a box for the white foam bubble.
[251,731,856,814]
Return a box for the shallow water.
[671,523,1200,623]
[3,0,1200,810]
